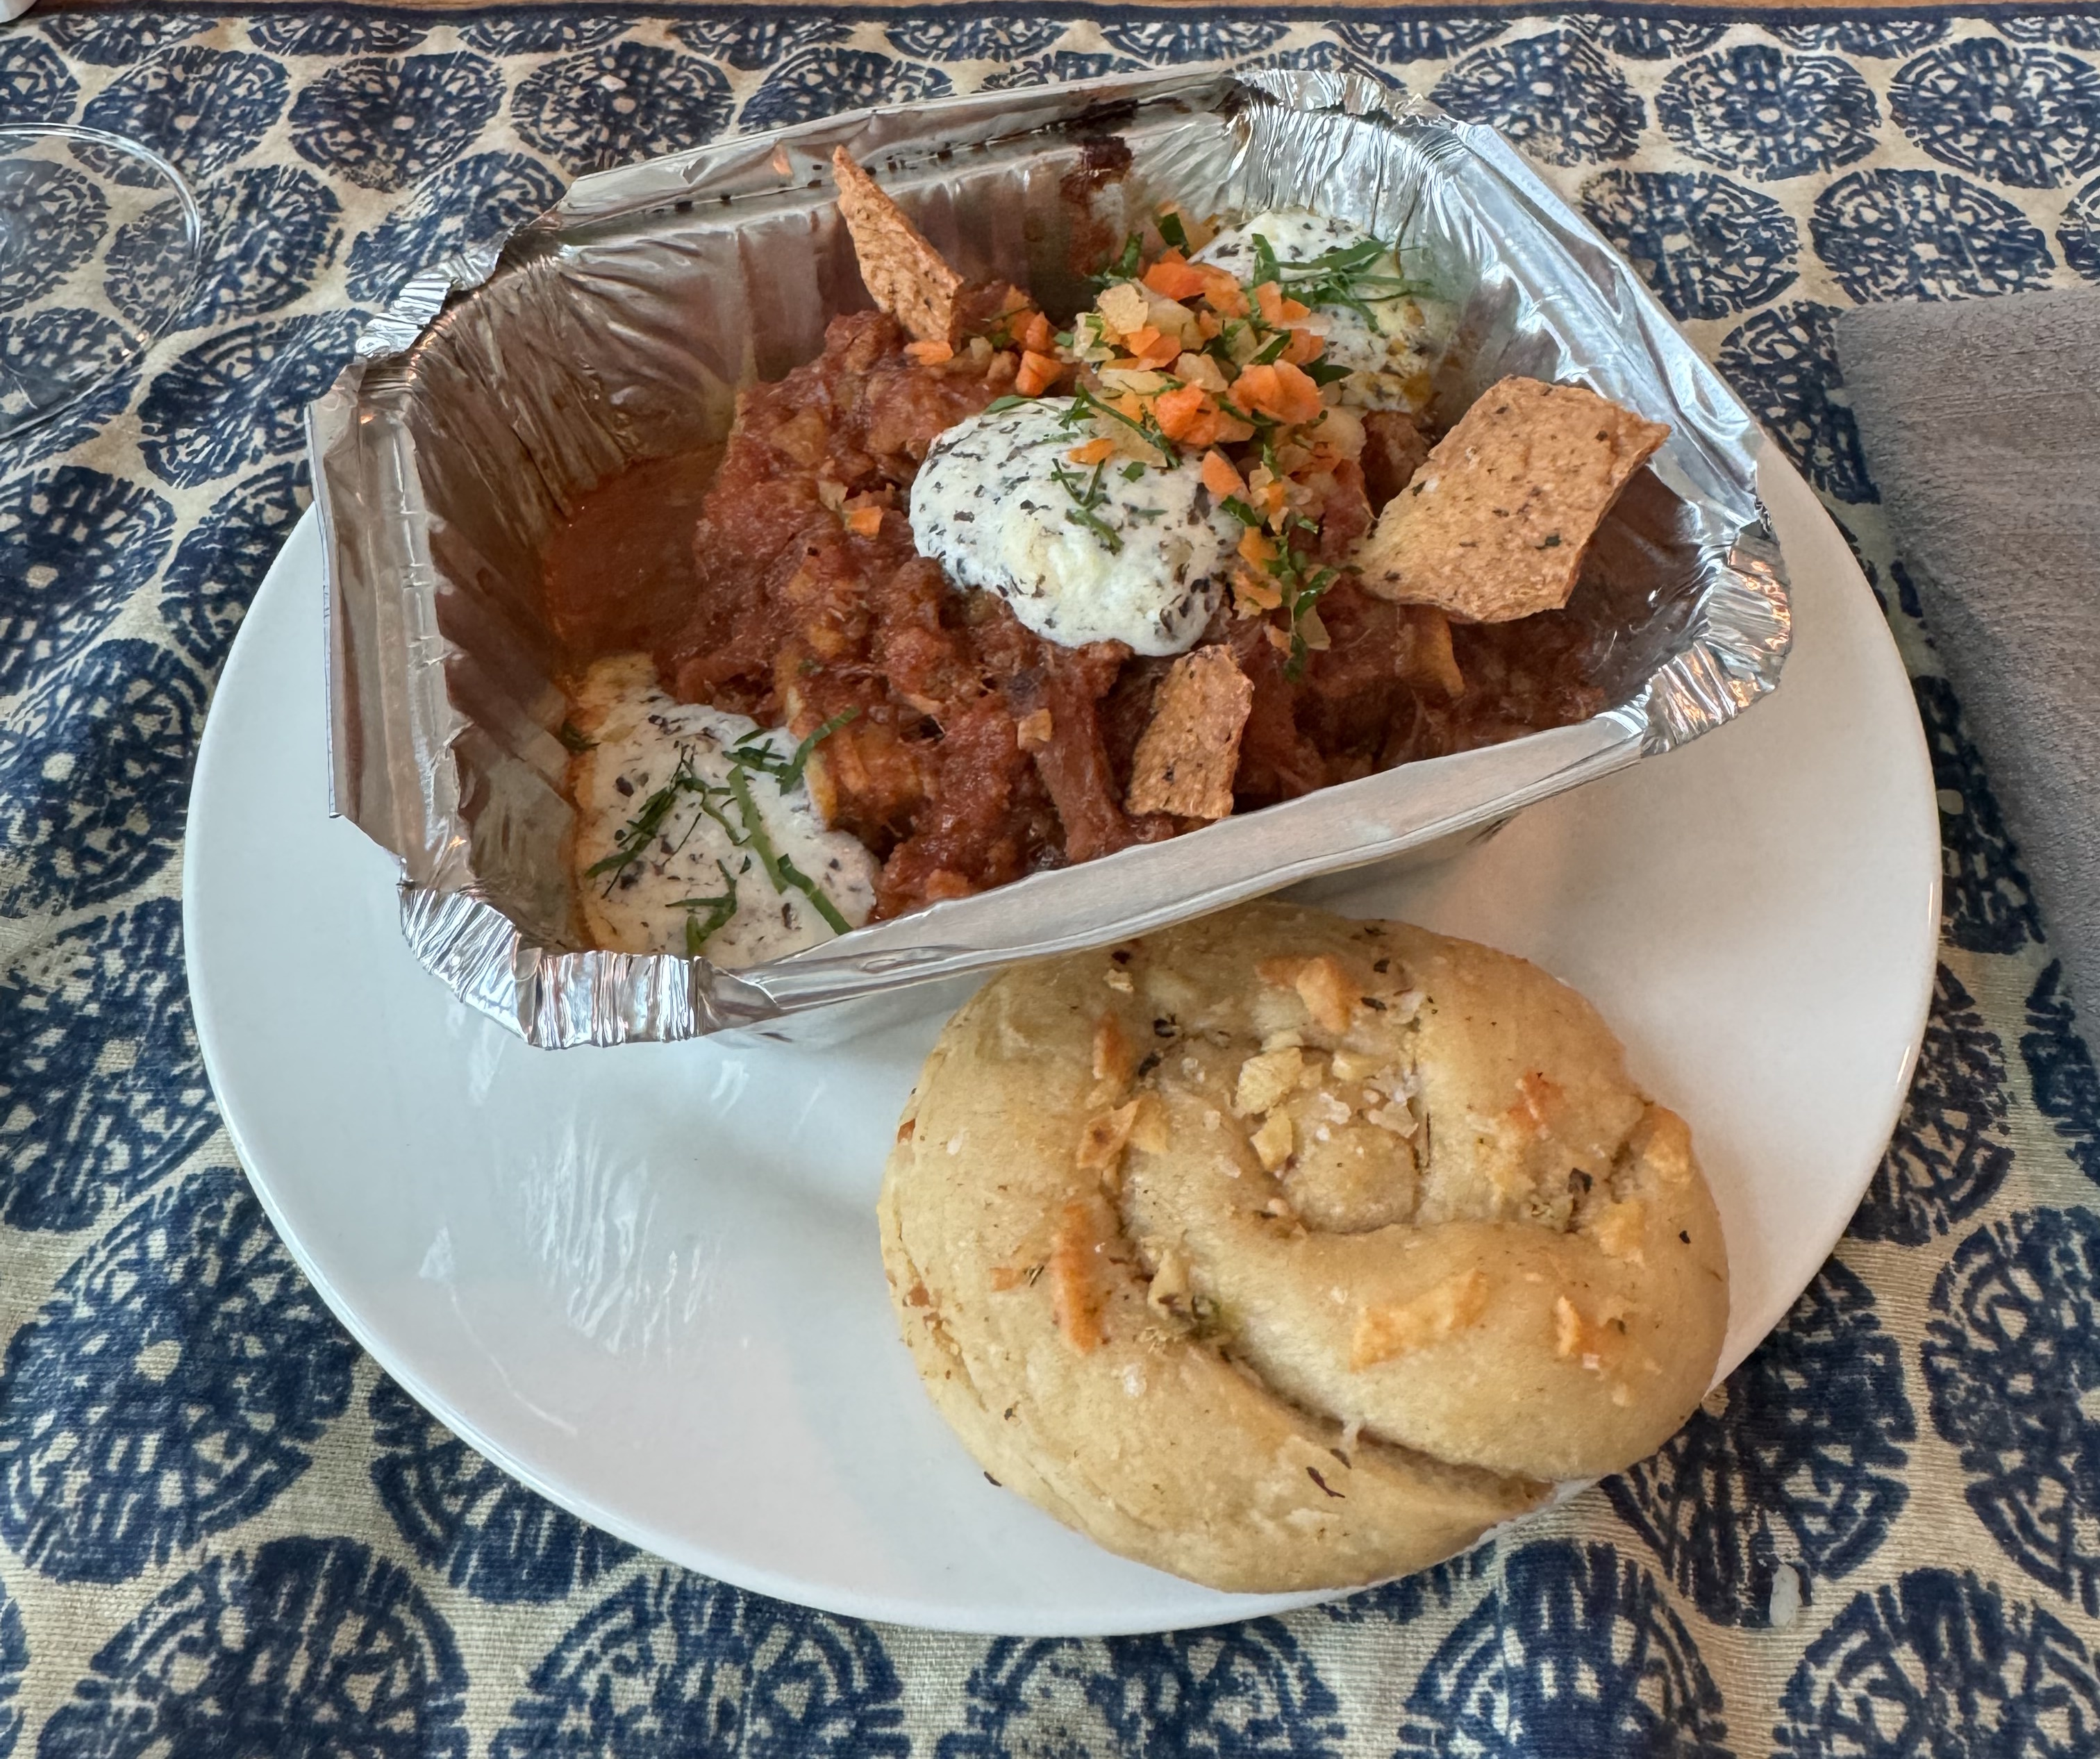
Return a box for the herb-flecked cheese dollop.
[1195,210,1454,415]
[569,656,878,964]
[908,397,1243,656]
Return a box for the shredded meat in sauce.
[553,299,1604,922]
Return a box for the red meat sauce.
[543,306,1604,922]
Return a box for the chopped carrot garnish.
[1198,270,1247,317]
[1195,309,1223,340]
[1254,282,1310,325]
[1181,410,1223,450]
[1235,569,1283,614]
[1235,360,1324,426]
[1283,328,1324,366]
[904,339,954,365]
[845,506,884,536]
[1067,435,1118,465]
[1017,310,1054,354]
[1233,362,1281,419]
[1201,449,1247,499]
[1122,326,1181,369]
[1112,390,1148,422]
[1270,358,1325,424]
[1016,349,1060,396]
[1151,384,1210,441]
[1143,256,1208,301]
[1239,526,1277,568]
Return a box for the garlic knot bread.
[877,901,1728,1592]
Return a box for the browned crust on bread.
[1352,376,1670,623]
[831,147,964,344]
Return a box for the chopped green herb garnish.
[1268,235,1433,326]
[1088,231,1144,290]
[1266,533,1340,681]
[730,707,857,794]
[1158,210,1190,251]
[1251,231,1283,290]
[585,757,701,889]
[724,766,794,902]
[1251,329,1290,367]
[1063,506,1122,551]
[675,860,741,954]
[1206,319,1246,372]
[982,393,1033,415]
[556,719,595,754]
[588,727,855,939]
[1215,394,1275,433]
[1051,456,1122,555]
[1303,356,1353,387]
[1121,460,1147,483]
[777,854,851,934]
[1219,495,1263,528]
[722,749,852,933]
[1063,383,1179,467]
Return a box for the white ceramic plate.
[185,449,1938,1635]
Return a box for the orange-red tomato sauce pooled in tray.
[543,157,1659,965]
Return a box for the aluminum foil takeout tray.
[309,66,1790,1049]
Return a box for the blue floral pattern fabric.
[3,8,2098,1753]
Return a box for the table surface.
[6,6,2100,1756]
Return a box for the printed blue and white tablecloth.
[6,5,2100,1752]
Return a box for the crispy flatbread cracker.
[1351,376,1670,623]
[1397,604,1465,701]
[831,147,963,344]
[1126,646,1253,821]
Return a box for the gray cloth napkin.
[1835,287,2100,1026]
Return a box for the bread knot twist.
[880,901,1728,1592]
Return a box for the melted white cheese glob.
[908,397,1243,656]
[1195,210,1454,414]
[569,656,878,964]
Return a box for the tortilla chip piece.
[1351,376,1670,623]
[831,147,963,344]
[1126,647,1254,821]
